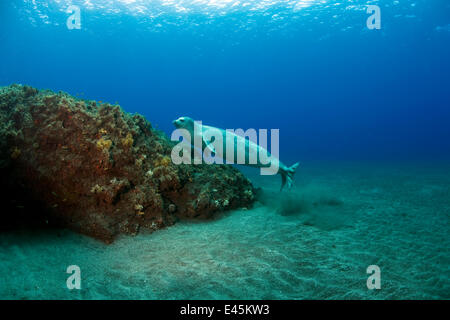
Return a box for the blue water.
[0,0,449,299]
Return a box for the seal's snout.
[172,117,189,129]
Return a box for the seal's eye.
[180,118,185,122]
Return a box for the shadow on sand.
[256,185,353,230]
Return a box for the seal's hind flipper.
[280,162,300,191]
[281,173,287,191]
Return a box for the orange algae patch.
[154,156,171,167]
[96,138,112,151]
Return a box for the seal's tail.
[280,162,300,191]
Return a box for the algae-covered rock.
[0,84,254,242]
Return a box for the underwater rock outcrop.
[0,84,254,242]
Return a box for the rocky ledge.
[0,84,255,242]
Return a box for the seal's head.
[172,116,195,131]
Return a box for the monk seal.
[172,116,299,190]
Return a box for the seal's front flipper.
[202,136,217,156]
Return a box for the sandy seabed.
[0,162,449,299]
